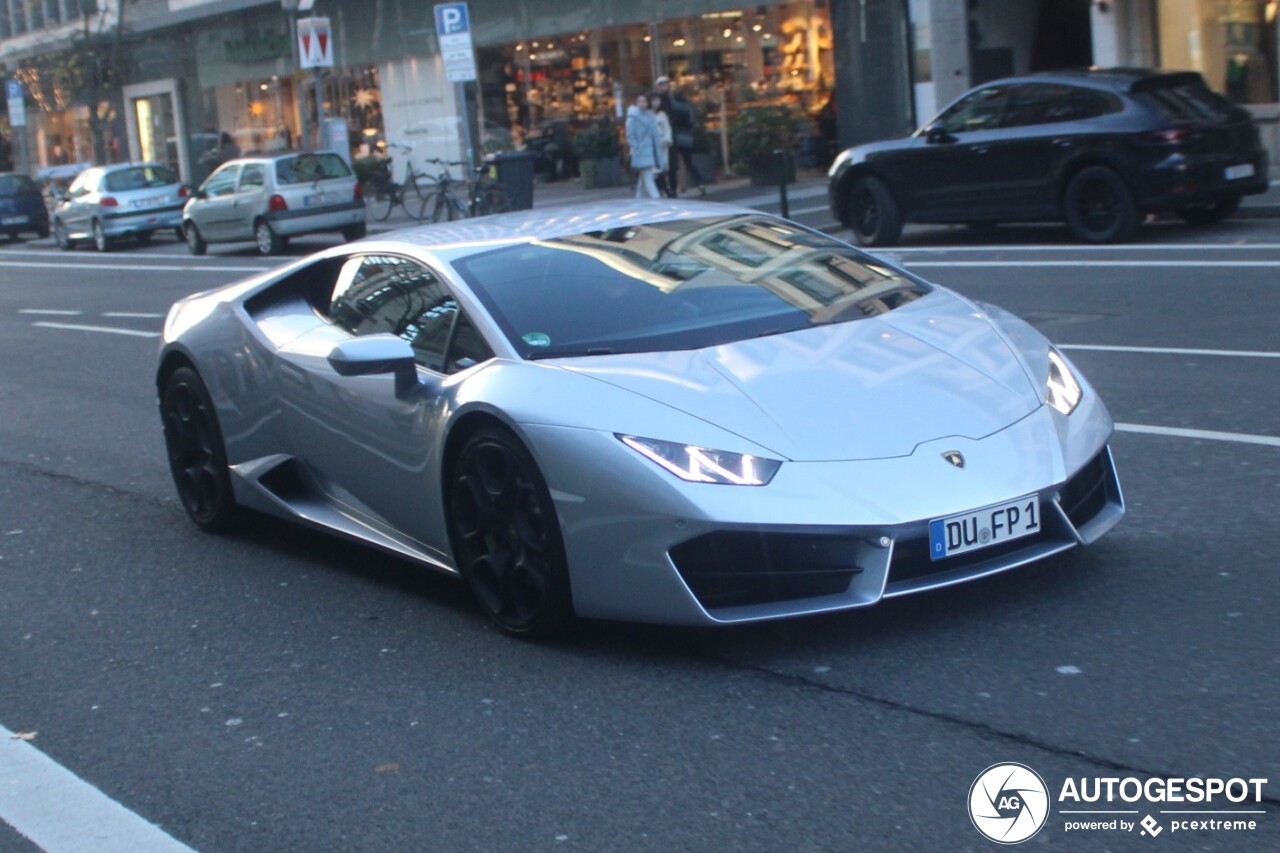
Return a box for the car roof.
[97,162,173,172]
[359,199,763,263]
[980,67,1207,92]
[225,149,344,164]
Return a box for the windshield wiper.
[526,346,616,360]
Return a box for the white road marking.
[0,722,197,852]
[782,203,831,217]
[905,259,1280,268]
[1115,423,1280,448]
[103,312,166,319]
[17,309,82,316]
[32,322,159,338]
[1061,344,1280,359]
[890,243,1280,252]
[0,260,269,273]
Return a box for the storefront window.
[1158,0,1279,104]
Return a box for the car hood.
[556,291,1042,462]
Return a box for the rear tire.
[341,222,367,241]
[1177,197,1240,226]
[447,426,575,638]
[254,219,284,256]
[160,367,238,533]
[846,175,903,247]
[92,219,113,252]
[173,226,186,241]
[1063,166,1138,243]
[185,221,207,256]
[136,231,153,245]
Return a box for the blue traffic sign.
[434,3,470,36]
[6,79,21,100]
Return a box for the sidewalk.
[1238,166,1280,217]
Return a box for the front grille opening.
[1058,452,1108,529]
[669,532,863,610]
[887,528,1050,588]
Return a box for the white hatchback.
[183,151,366,256]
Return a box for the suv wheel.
[846,175,903,247]
[1063,166,1137,243]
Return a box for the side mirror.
[327,334,420,398]
[190,187,207,200]
[925,125,955,145]
[50,187,66,202]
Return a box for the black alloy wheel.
[161,367,237,533]
[448,427,574,637]
[847,174,902,247]
[1063,166,1138,243]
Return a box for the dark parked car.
[0,173,50,240]
[828,69,1270,244]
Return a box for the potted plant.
[574,119,623,189]
[728,104,800,185]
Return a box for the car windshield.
[452,214,931,359]
[0,175,37,195]
[275,153,351,184]
[104,166,178,192]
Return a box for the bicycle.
[385,142,435,201]
[363,157,429,222]
[417,158,510,222]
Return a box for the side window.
[329,255,451,372]
[202,165,240,198]
[445,311,494,373]
[935,86,1011,134]
[67,172,90,197]
[238,164,265,191]
[1003,84,1121,128]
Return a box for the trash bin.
[491,150,537,211]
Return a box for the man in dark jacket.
[657,77,705,196]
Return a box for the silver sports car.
[157,200,1123,636]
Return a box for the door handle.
[1052,138,1073,148]
[973,146,990,155]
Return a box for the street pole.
[456,81,475,170]
[285,3,308,150]
[314,68,324,149]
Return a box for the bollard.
[774,148,790,219]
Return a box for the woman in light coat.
[649,93,675,198]
[625,94,665,200]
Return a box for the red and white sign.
[297,16,333,69]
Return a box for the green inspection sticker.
[522,332,551,348]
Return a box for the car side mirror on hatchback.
[924,125,957,145]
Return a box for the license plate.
[1224,163,1255,180]
[304,193,334,207]
[133,195,167,208]
[0,215,28,225]
[928,495,1041,561]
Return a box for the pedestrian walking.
[625,94,664,200]
[664,82,706,196]
[649,93,676,198]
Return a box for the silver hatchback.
[53,163,188,252]
[183,151,366,256]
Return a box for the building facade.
[1,0,1276,184]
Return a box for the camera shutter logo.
[968,763,1050,844]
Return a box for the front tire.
[254,219,284,256]
[448,426,574,637]
[1063,166,1138,243]
[185,221,207,256]
[160,367,238,533]
[1178,197,1240,226]
[53,220,74,251]
[846,174,903,247]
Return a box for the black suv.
[828,68,1269,244]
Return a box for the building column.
[831,0,914,149]
[929,0,970,108]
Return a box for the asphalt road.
[0,211,1277,852]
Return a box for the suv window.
[202,164,240,198]
[104,165,178,192]
[934,86,1011,134]
[1003,84,1122,128]
[329,255,492,373]
[239,164,266,191]
[1136,83,1236,122]
[0,175,37,195]
[276,153,351,185]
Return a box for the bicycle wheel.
[407,172,435,201]
[412,189,437,222]
[475,185,510,217]
[433,191,468,222]
[367,182,396,221]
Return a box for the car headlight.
[619,435,782,486]
[1046,348,1083,415]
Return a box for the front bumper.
[265,201,365,237]
[524,401,1122,626]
